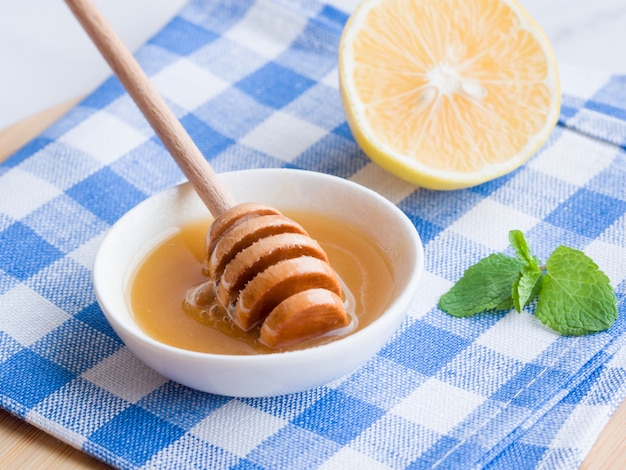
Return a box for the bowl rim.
[93,168,424,364]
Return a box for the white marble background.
[0,0,624,129]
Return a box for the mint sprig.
[438,230,618,335]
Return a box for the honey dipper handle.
[65,0,236,216]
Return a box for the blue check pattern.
[1,1,626,469]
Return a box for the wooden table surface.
[0,99,624,469]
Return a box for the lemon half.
[339,0,561,190]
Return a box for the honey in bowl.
[129,211,394,354]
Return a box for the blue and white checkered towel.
[1,1,625,468]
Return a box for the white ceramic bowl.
[93,168,423,397]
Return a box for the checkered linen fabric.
[1,1,626,468]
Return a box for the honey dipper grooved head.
[206,203,352,348]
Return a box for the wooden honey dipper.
[65,0,351,349]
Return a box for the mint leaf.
[512,266,543,312]
[508,230,544,312]
[535,246,617,335]
[509,230,541,270]
[439,254,522,317]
